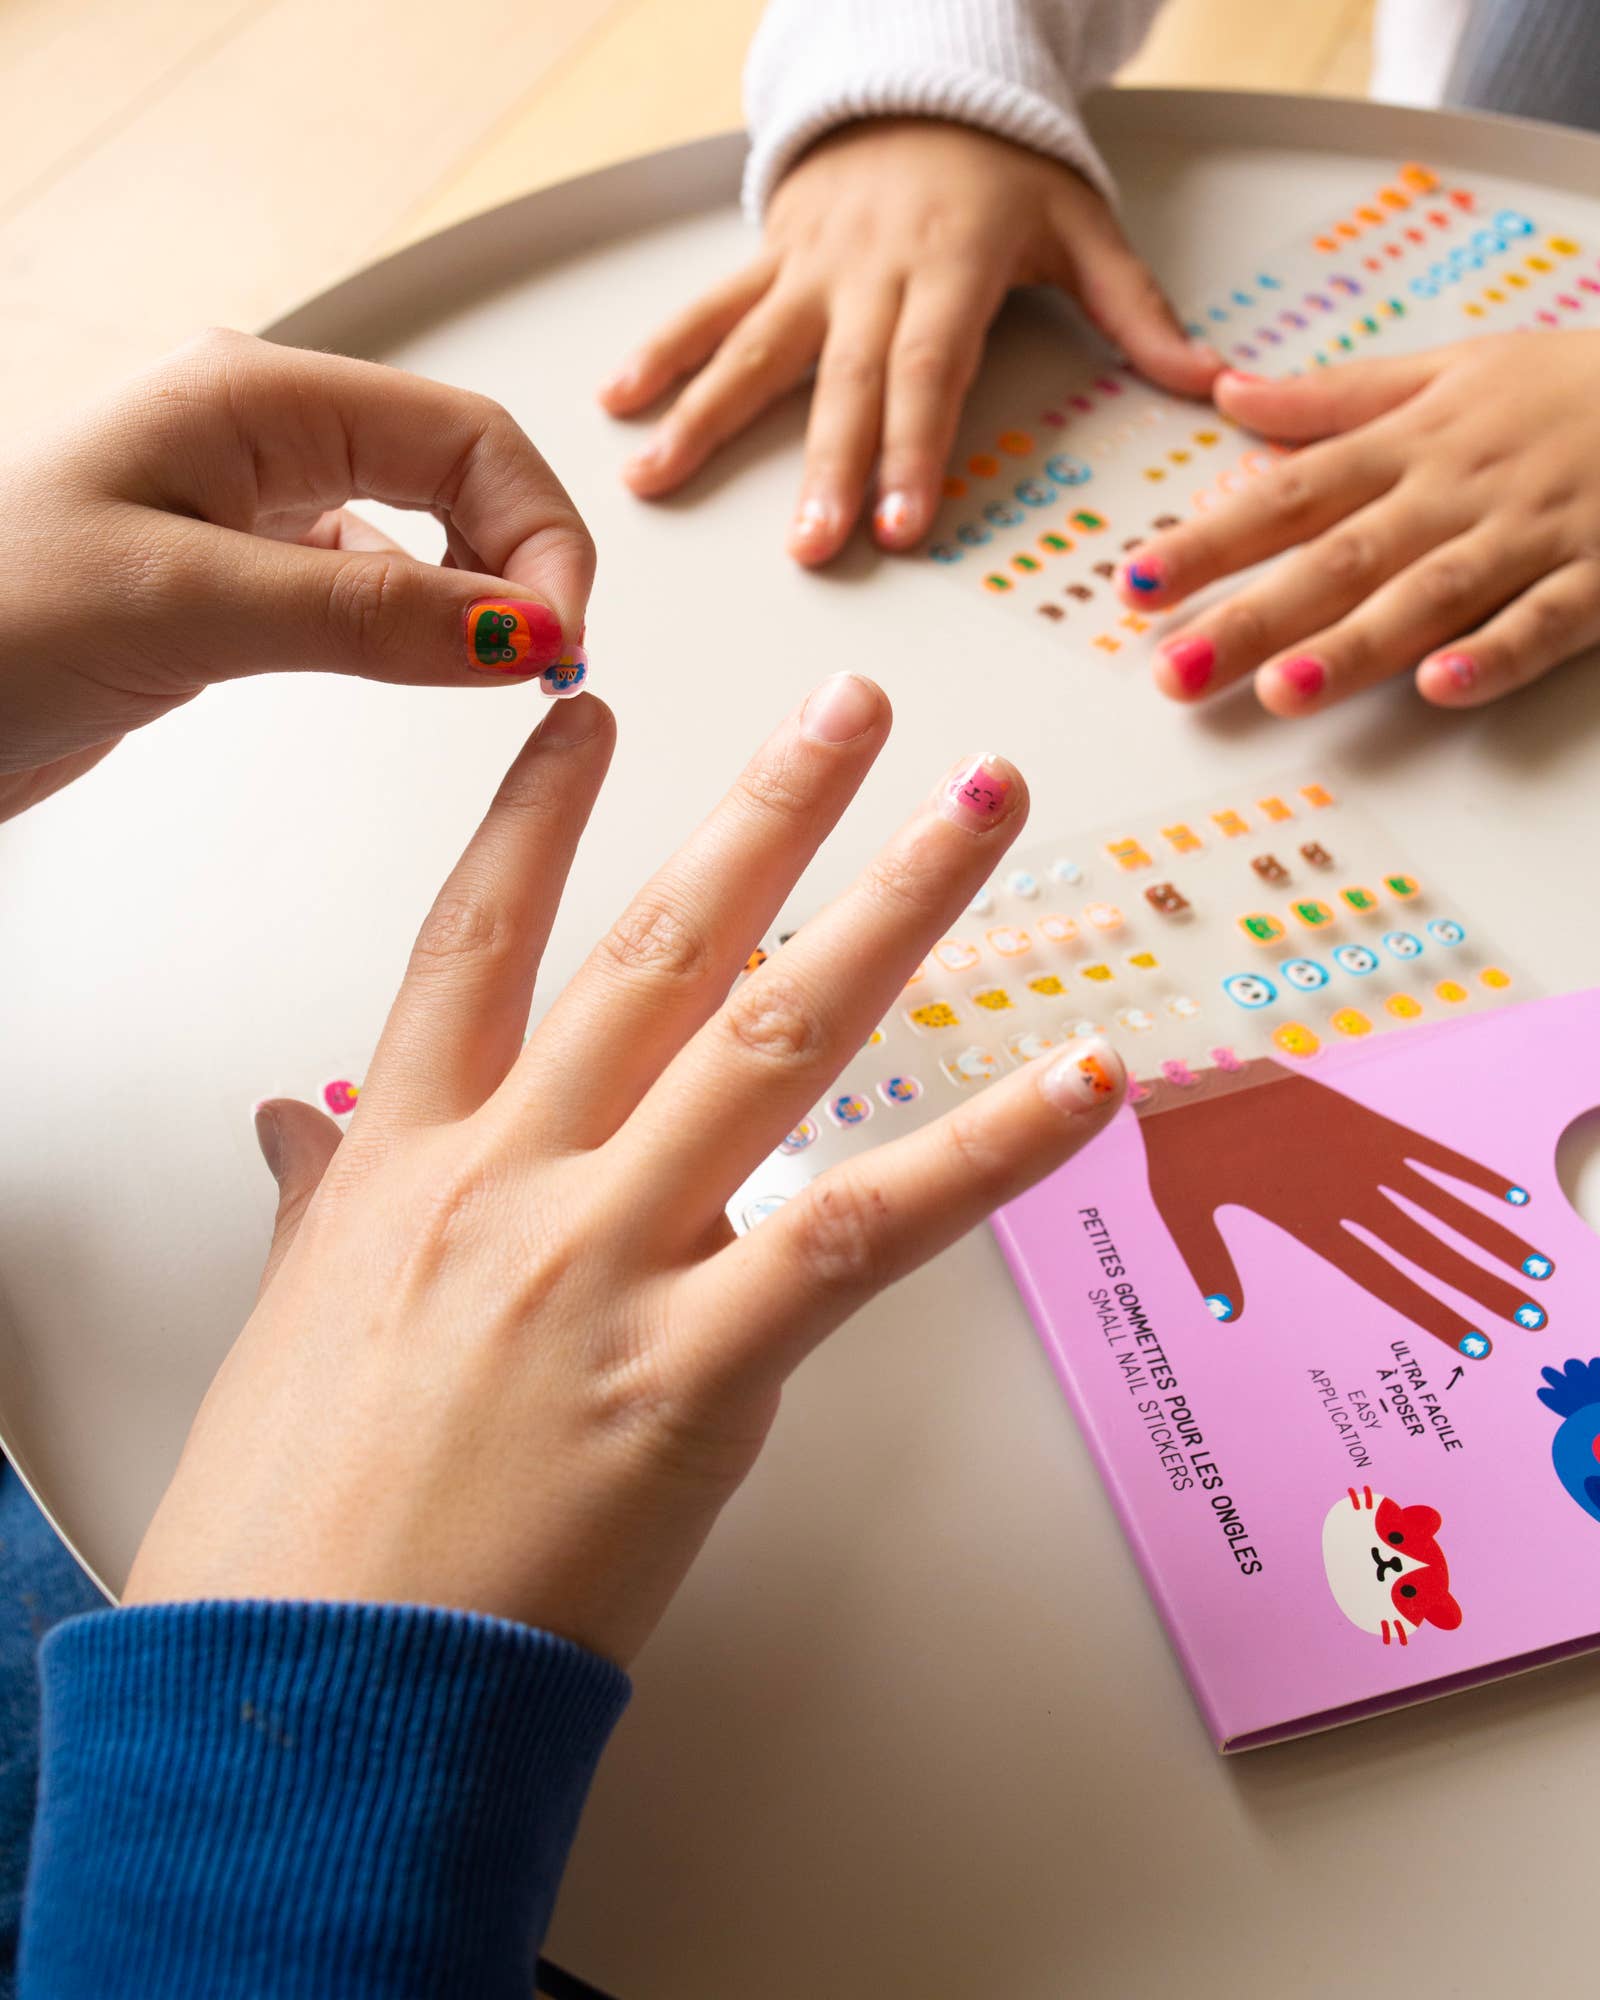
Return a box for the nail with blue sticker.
[1123,554,1166,595]
[1204,1292,1235,1322]
[1523,1252,1554,1281]
[1506,1185,1531,1206]
[1459,1331,1491,1359]
[1514,1302,1548,1331]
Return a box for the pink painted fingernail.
[1040,1036,1126,1115]
[1123,554,1167,596]
[1277,654,1326,700]
[465,600,564,674]
[939,752,1019,830]
[1161,634,1214,696]
[874,490,923,542]
[1434,650,1477,691]
[800,672,882,744]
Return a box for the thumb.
[1061,205,1222,398]
[252,1097,343,1294]
[1214,351,1442,440]
[164,519,593,694]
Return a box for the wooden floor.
[0,0,1374,434]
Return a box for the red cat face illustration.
[1322,1486,1462,1647]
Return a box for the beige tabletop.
[7,79,1600,1998]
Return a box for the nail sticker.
[933,939,981,973]
[1161,1059,1199,1088]
[1224,972,1278,1009]
[1039,532,1072,553]
[1331,1008,1373,1036]
[943,1046,1002,1086]
[1007,1030,1059,1063]
[1434,980,1469,1004]
[1146,882,1191,916]
[1300,842,1334,868]
[1027,974,1069,996]
[1384,930,1424,960]
[957,522,993,547]
[827,1093,872,1127]
[1385,873,1419,899]
[877,1076,922,1107]
[1459,1332,1490,1359]
[1523,1254,1554,1281]
[1282,957,1330,991]
[1205,1291,1236,1321]
[1251,854,1290,884]
[983,574,1012,593]
[1506,1186,1531,1206]
[1084,903,1124,931]
[1340,886,1379,912]
[1481,967,1511,989]
[998,430,1033,456]
[1066,583,1094,602]
[323,1080,360,1115]
[1081,964,1114,982]
[1385,993,1423,1019]
[1006,870,1040,899]
[1045,453,1093,486]
[1258,796,1293,821]
[947,757,1012,819]
[1427,918,1466,945]
[929,543,962,564]
[466,601,563,675]
[1127,951,1159,969]
[1212,809,1250,837]
[985,500,1024,527]
[1300,784,1337,808]
[1036,603,1064,620]
[1038,913,1080,945]
[1335,943,1380,976]
[1072,511,1107,532]
[779,1120,818,1155]
[1016,480,1055,508]
[1273,1022,1322,1058]
[1116,1007,1156,1033]
[906,1001,962,1031]
[971,987,1015,1012]
[1239,912,1286,945]
[967,454,1000,478]
[1168,994,1201,1019]
[987,927,1032,957]
[1106,837,1152,872]
[968,887,995,916]
[1010,553,1041,574]
[744,948,768,974]
[1050,858,1085,884]
[1211,1045,1244,1072]
[1162,823,1203,853]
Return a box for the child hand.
[0,329,592,820]
[602,119,1218,567]
[1118,333,1600,714]
[123,679,1124,1663]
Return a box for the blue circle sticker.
[1204,1292,1236,1322]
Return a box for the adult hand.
[0,329,593,820]
[603,119,1219,567]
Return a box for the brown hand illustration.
[1138,1060,1554,1361]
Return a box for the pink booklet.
[993,989,1600,1749]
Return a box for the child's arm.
[1116,334,1600,713]
[0,330,591,823]
[603,0,1219,566]
[23,681,1125,1994]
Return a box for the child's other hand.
[124,678,1125,1664]
[602,120,1218,566]
[1119,333,1600,714]
[0,330,592,820]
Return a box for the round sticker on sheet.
[1384,930,1424,960]
[1281,957,1329,992]
[1334,944,1379,976]
[1223,972,1278,1010]
[1427,918,1466,946]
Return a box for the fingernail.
[1040,1036,1126,1114]
[800,672,882,744]
[465,600,564,675]
[1222,369,1268,385]
[1161,634,1214,696]
[939,752,1019,830]
[1123,554,1167,596]
[625,436,671,480]
[790,497,838,548]
[252,1102,282,1178]
[536,688,604,743]
[1433,650,1477,691]
[539,645,589,700]
[1275,654,1326,701]
[1522,1252,1554,1280]
[873,490,923,542]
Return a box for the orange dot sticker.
[1273,1022,1321,1058]
[1435,980,1469,1005]
[967,453,1000,479]
[1257,796,1293,822]
[1481,966,1512,990]
[998,430,1034,456]
[1300,783,1337,808]
[1331,1008,1372,1037]
[1385,993,1423,1020]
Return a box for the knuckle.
[1215,595,1272,661]
[1332,620,1374,675]
[939,1104,1011,1196]
[817,346,883,395]
[1262,463,1319,529]
[599,893,711,989]
[857,839,934,924]
[327,551,417,662]
[410,890,516,976]
[1524,590,1572,644]
[1312,530,1375,589]
[892,336,963,393]
[719,971,822,1069]
[789,1174,886,1293]
[1413,553,1476,613]
[730,745,813,823]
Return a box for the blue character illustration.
[1015,478,1056,507]
[983,500,1024,528]
[928,541,963,564]
[955,521,992,547]
[1044,452,1092,487]
[1537,1358,1600,1523]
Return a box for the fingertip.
[1154,634,1215,702]
[1130,337,1224,400]
[1255,654,1326,717]
[1416,650,1479,707]
[621,432,687,497]
[1118,550,1171,607]
[872,487,931,551]
[787,496,849,566]
[1038,1035,1126,1122]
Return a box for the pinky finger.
[689,1036,1126,1389]
[1417,560,1600,707]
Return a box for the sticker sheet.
[727,777,1528,1232]
[991,988,1600,1749]
[923,161,1595,638]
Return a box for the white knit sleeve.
[741,0,1167,218]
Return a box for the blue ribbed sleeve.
[19,1601,630,1999]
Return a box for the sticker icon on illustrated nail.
[466,601,560,673]
[1205,1291,1236,1321]
[540,648,588,698]
[878,1076,922,1106]
[322,1080,360,1115]
[827,1094,872,1128]
[1224,972,1278,1009]
[1514,1302,1548,1331]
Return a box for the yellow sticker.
[1127,951,1159,970]
[1273,1022,1321,1058]
[1081,964,1114,982]
[907,1001,961,1031]
[1299,783,1336,808]
[1435,980,1469,1005]
[1481,966,1512,990]
[1106,838,1152,871]
[1027,974,1068,996]
[971,987,1015,1012]
[1162,822,1203,853]
[1385,993,1423,1020]
[1331,1008,1372,1037]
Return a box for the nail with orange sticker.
[1435,980,1469,1005]
[1331,1008,1372,1036]
[1299,783,1336,808]
[1211,809,1250,837]
[1481,967,1512,990]
[1106,838,1152,871]
[1385,993,1423,1020]
[1257,796,1293,822]
[1273,1022,1321,1058]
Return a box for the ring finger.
[1416,557,1600,707]
[1252,526,1556,716]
